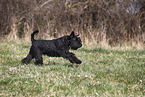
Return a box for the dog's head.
[68,31,82,50]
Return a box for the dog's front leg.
[62,52,82,64]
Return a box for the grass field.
[0,40,144,96]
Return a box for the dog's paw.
[21,59,27,64]
[76,60,82,64]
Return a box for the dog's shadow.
[43,61,79,68]
[21,58,79,68]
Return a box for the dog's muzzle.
[71,44,82,50]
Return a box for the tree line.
[0,0,144,45]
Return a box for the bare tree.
[0,0,144,45]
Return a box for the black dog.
[21,30,82,65]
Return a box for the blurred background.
[0,0,144,46]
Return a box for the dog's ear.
[76,34,80,37]
[70,31,75,38]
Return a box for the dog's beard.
[71,48,78,50]
[70,46,79,50]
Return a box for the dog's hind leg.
[21,53,33,64]
[35,56,43,65]
[34,51,43,65]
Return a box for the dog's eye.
[79,39,82,42]
[76,38,81,43]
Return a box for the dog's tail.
[31,30,39,42]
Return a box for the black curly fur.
[21,30,82,65]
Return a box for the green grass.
[0,40,144,96]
